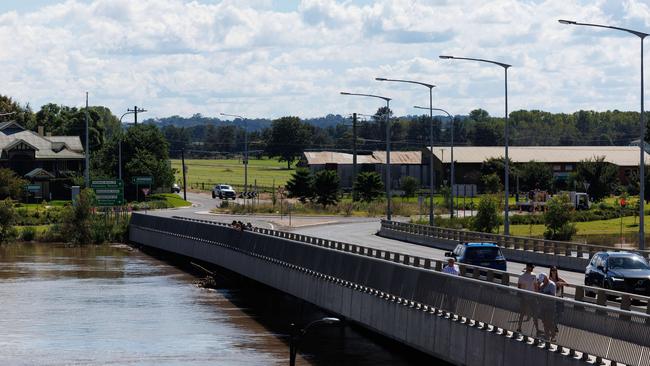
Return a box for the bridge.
[129,213,650,366]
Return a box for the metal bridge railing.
[380,219,650,259]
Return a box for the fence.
[131,214,650,365]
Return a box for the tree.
[162,125,191,158]
[400,176,419,197]
[574,157,619,201]
[313,170,339,207]
[0,168,26,200]
[0,198,17,243]
[518,161,554,191]
[286,169,314,203]
[354,172,384,203]
[264,116,312,169]
[471,195,501,233]
[481,173,502,194]
[544,193,577,241]
[94,124,174,196]
[0,95,35,128]
[480,157,514,186]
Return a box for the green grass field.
[171,158,295,190]
[506,215,643,237]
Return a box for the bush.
[481,173,502,194]
[20,226,37,241]
[60,189,95,244]
[400,176,419,197]
[286,169,314,203]
[471,195,501,233]
[544,193,577,241]
[354,172,384,203]
[313,170,340,207]
[0,198,18,243]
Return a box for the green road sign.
[91,179,124,206]
[25,184,41,192]
[132,176,153,185]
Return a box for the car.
[585,251,650,295]
[171,183,181,193]
[445,242,507,271]
[212,184,236,200]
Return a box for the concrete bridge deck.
[130,214,650,366]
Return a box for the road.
[159,192,586,288]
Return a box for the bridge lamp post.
[220,113,249,201]
[118,111,135,181]
[414,106,455,218]
[289,317,340,366]
[340,92,393,220]
[558,19,649,250]
[439,55,512,235]
[376,77,437,226]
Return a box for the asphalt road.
[159,192,586,288]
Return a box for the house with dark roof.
[0,121,85,200]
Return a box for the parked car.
[445,242,507,271]
[171,183,181,193]
[585,251,650,295]
[212,184,236,200]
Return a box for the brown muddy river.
[0,242,442,365]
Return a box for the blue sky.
[1,0,650,120]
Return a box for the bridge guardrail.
[134,214,650,366]
[171,216,650,314]
[381,219,650,259]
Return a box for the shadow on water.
[139,245,451,366]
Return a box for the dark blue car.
[445,242,507,271]
[585,251,650,295]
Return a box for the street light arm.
[439,55,511,69]
[220,112,245,120]
[413,105,452,118]
[375,77,436,89]
[558,19,649,38]
[340,91,391,102]
[119,111,135,123]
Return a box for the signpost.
[132,176,153,202]
[91,180,124,207]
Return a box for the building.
[301,151,424,189]
[426,146,650,187]
[0,121,85,200]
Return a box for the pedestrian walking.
[548,266,567,296]
[442,258,459,275]
[516,263,540,333]
[537,273,558,341]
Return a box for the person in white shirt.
[516,263,540,333]
[442,258,459,275]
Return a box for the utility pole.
[181,148,187,201]
[84,92,90,187]
[352,113,358,190]
[128,106,147,125]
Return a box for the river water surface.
[0,242,442,366]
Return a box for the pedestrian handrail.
[170,216,650,314]
[381,219,650,258]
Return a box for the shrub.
[0,198,18,243]
[481,173,502,194]
[471,195,501,233]
[353,172,384,203]
[544,193,577,241]
[400,176,419,197]
[313,170,340,207]
[20,226,37,241]
[286,169,314,203]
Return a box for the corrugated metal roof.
[427,146,649,166]
[304,151,421,165]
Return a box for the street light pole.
[84,92,90,188]
[340,92,393,220]
[289,317,340,366]
[415,106,455,218]
[559,19,649,250]
[376,77,437,226]
[118,108,146,181]
[439,55,512,235]
[220,113,248,203]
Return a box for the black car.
[585,251,650,295]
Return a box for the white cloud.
[0,0,648,119]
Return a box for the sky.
[1,0,650,120]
